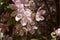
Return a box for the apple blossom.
[9,0,45,36]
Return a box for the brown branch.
[54,0,59,27]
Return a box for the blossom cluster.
[9,0,46,36]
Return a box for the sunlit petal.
[39,10,46,15]
[36,16,44,21]
[19,4,24,10]
[33,26,38,30]
[15,16,21,21]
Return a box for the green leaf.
[31,38,38,40]
[42,36,48,40]
[7,19,16,27]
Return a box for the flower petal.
[27,25,32,31]
[36,16,44,21]
[21,18,27,26]
[55,28,60,36]
[24,8,32,17]
[33,26,38,30]
[15,16,21,21]
[29,29,35,35]
[9,4,17,10]
[12,0,21,4]
[20,0,28,4]
[17,14,22,19]
[11,11,17,17]
[39,10,46,15]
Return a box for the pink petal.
[36,16,44,21]
[39,10,46,15]
[21,18,27,26]
[24,8,32,17]
[19,4,24,9]
[20,0,28,4]
[9,4,17,10]
[55,28,60,36]
[27,17,32,23]
[12,0,21,8]
[12,0,21,4]
[33,26,38,30]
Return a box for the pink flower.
[36,9,46,21]
[35,4,46,21]
[15,8,33,26]
[9,0,46,36]
[55,28,60,36]
[10,0,33,26]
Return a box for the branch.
[54,0,59,27]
